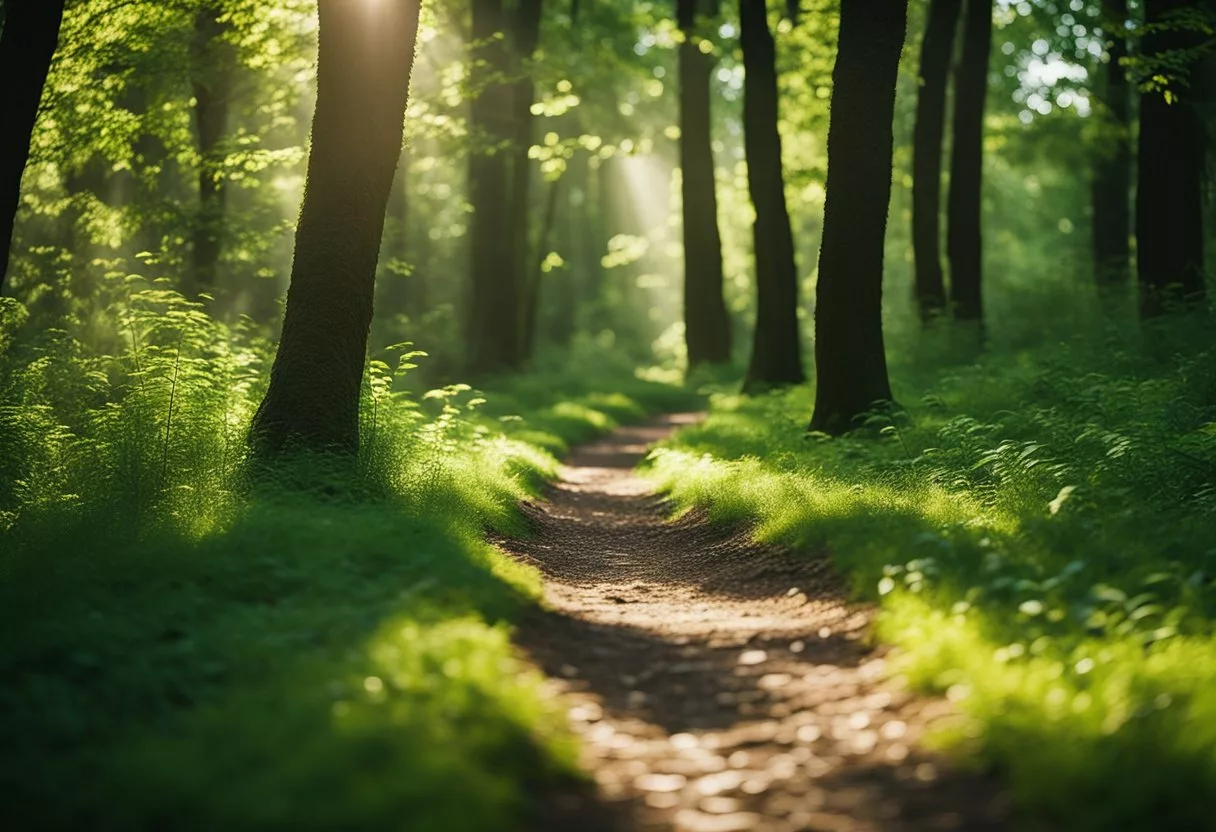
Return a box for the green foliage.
[648,307,1216,830]
[0,288,692,829]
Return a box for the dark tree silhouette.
[678,0,732,368]
[946,0,991,323]
[511,0,545,362]
[740,0,804,393]
[911,0,961,320]
[1137,0,1206,316]
[188,5,237,298]
[809,0,906,434]
[467,0,523,372]
[1091,0,1131,288]
[0,0,67,295]
[250,0,420,456]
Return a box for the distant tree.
[0,0,67,295]
[188,4,237,299]
[946,0,991,324]
[678,0,732,368]
[1091,0,1131,289]
[250,0,420,457]
[510,0,545,362]
[1137,0,1206,316]
[466,0,523,373]
[740,0,804,392]
[911,0,961,321]
[809,0,905,434]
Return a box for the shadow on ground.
[504,416,1012,832]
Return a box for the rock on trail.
[500,414,1009,832]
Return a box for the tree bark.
[946,0,991,323]
[678,0,732,368]
[1137,0,1206,316]
[188,5,236,299]
[522,174,562,359]
[0,0,67,295]
[249,0,420,457]
[467,0,524,373]
[511,0,543,362]
[911,0,961,320]
[740,0,805,392]
[1091,0,1131,289]
[808,0,905,435]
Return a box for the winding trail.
[503,415,1010,832]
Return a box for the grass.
[647,309,1216,831]
[0,284,699,830]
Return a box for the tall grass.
[648,307,1216,830]
[0,277,694,830]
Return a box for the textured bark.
[809,0,905,435]
[250,0,420,457]
[188,6,236,298]
[1137,0,1206,316]
[740,0,805,393]
[1091,0,1131,288]
[678,0,732,368]
[946,0,991,322]
[911,0,961,320]
[0,0,67,294]
[467,0,523,373]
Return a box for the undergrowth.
[0,278,695,830]
[649,309,1216,831]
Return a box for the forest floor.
[500,415,1012,832]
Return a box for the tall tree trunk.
[1137,0,1206,316]
[188,5,236,299]
[511,0,544,362]
[678,0,732,368]
[1091,0,1131,289]
[911,0,961,320]
[808,0,906,435]
[249,0,420,457]
[740,0,805,392]
[467,0,523,373]
[0,0,67,295]
[522,174,562,358]
[946,0,991,323]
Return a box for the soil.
[502,414,1011,832]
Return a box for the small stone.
[670,732,699,750]
[738,649,767,666]
[796,724,822,743]
[636,772,688,793]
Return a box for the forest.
[1,0,1214,829]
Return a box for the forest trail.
[502,415,1011,832]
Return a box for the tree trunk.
[188,5,236,299]
[522,174,562,359]
[0,0,67,295]
[1137,0,1206,316]
[511,0,543,361]
[740,0,805,393]
[467,0,523,373]
[911,0,961,320]
[945,0,991,323]
[1091,0,1131,289]
[249,0,420,457]
[808,0,906,435]
[678,0,732,368]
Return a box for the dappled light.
[2,0,1215,829]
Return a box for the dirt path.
[503,415,1010,832]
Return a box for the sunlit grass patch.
[0,289,693,828]
[649,314,1216,829]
